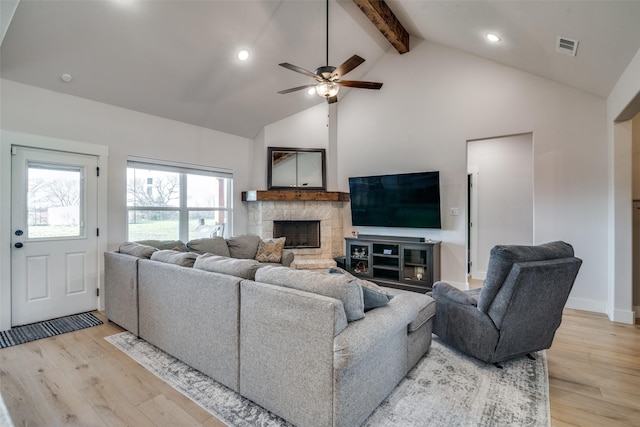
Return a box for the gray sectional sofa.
[104,236,435,427]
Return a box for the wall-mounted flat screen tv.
[348,171,441,229]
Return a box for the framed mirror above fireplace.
[267,147,326,190]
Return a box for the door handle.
[14,242,23,248]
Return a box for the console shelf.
[345,236,441,293]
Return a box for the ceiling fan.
[278,0,383,104]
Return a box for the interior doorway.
[467,133,534,282]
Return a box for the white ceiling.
[2,1,640,139]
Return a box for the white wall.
[607,46,640,323]
[0,79,253,329]
[250,103,329,190]
[468,134,533,279]
[336,39,608,301]
[253,40,609,308]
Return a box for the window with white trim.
[127,159,232,242]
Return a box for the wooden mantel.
[242,190,350,202]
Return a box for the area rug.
[106,331,549,427]
[0,312,103,349]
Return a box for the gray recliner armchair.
[431,241,582,364]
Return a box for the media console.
[345,235,441,293]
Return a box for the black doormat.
[0,312,103,349]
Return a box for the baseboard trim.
[470,270,487,281]
[565,296,607,315]
[567,298,636,324]
[635,306,640,319]
[611,308,636,324]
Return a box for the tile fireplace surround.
[243,191,349,270]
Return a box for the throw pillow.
[150,250,198,267]
[119,242,157,259]
[226,234,262,259]
[255,266,365,322]
[255,237,286,263]
[194,253,262,280]
[328,267,394,310]
[186,237,230,257]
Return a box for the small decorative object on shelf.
[415,266,424,281]
[352,248,367,258]
[354,261,367,274]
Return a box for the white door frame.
[466,133,534,284]
[467,166,480,281]
[0,130,109,331]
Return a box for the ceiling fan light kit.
[316,81,339,98]
[278,0,382,104]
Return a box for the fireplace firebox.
[274,220,320,249]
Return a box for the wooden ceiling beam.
[353,0,410,54]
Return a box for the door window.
[27,163,83,239]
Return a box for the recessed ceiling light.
[307,87,316,95]
[61,73,73,83]
[237,49,250,61]
[486,33,501,43]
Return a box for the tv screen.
[348,171,441,229]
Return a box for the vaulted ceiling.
[2,1,640,139]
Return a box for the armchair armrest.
[281,249,295,267]
[431,281,499,363]
[432,281,478,306]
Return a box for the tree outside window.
[127,162,232,242]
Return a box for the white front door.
[11,146,99,326]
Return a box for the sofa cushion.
[186,237,231,257]
[150,250,198,267]
[119,242,158,258]
[194,253,262,280]
[255,237,286,263]
[255,266,365,322]
[328,267,394,311]
[136,240,187,251]
[226,235,261,259]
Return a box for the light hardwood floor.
[1,309,639,426]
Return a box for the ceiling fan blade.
[278,84,317,95]
[331,55,365,80]
[327,95,338,104]
[279,63,319,79]
[338,80,383,90]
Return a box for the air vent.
[556,36,579,57]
